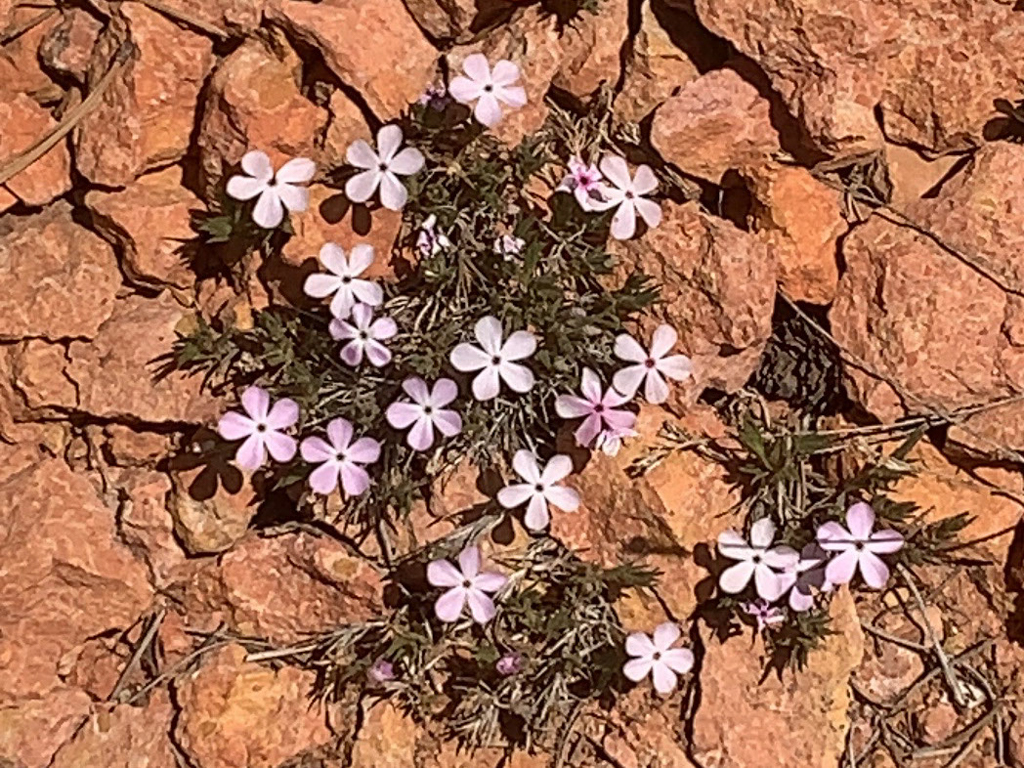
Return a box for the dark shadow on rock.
[166,427,245,503]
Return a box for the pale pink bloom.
[385,377,463,451]
[345,125,424,211]
[717,518,799,601]
[742,599,786,632]
[555,368,636,448]
[557,156,607,211]
[217,386,298,470]
[613,325,693,403]
[496,652,523,676]
[590,155,661,240]
[366,659,395,685]
[300,418,380,497]
[427,546,507,624]
[594,425,639,456]
[448,53,527,128]
[450,316,537,401]
[623,622,694,695]
[303,243,383,319]
[226,150,315,229]
[817,502,904,589]
[496,450,580,531]
[416,214,451,258]
[330,304,397,368]
[778,543,831,612]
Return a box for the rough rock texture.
[63,293,222,424]
[884,142,961,210]
[174,644,332,768]
[746,164,846,304]
[691,589,864,768]
[0,459,152,700]
[113,468,189,587]
[0,687,93,768]
[652,69,780,183]
[168,461,256,555]
[402,0,515,41]
[75,5,213,186]
[322,90,371,171]
[39,7,104,83]
[0,94,72,206]
[151,0,265,33]
[602,688,697,768]
[0,203,120,342]
[269,0,438,119]
[0,1,61,98]
[611,201,776,402]
[350,701,421,768]
[85,166,199,290]
[830,144,1024,451]
[692,0,1024,155]
[187,532,383,644]
[196,36,327,199]
[49,692,177,768]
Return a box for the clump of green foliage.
[175,94,657,531]
[309,537,657,750]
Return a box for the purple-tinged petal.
[609,200,637,240]
[652,622,681,651]
[762,545,799,570]
[300,436,335,463]
[226,174,265,201]
[497,483,534,509]
[658,354,693,382]
[817,521,854,551]
[376,124,403,163]
[448,75,482,104]
[490,59,520,86]
[304,273,343,300]
[612,364,647,400]
[789,585,816,612]
[263,431,297,463]
[275,183,309,214]
[458,546,481,578]
[625,632,656,658]
[427,559,463,588]
[347,437,381,464]
[649,325,677,359]
[753,566,785,602]
[266,398,299,429]
[866,529,904,554]
[430,378,459,408]
[474,93,503,127]
[601,408,637,433]
[378,171,409,211]
[461,52,491,82]
[501,331,537,361]
[347,243,375,275]
[473,316,504,355]
[241,150,274,182]
[434,587,467,623]
[218,411,255,441]
[498,361,534,393]
[472,572,507,593]
[450,342,490,372]
[717,529,754,561]
[340,462,371,497]
[370,316,398,340]
[471,367,502,401]
[718,560,756,593]
[512,449,541,483]
[599,155,632,191]
[252,188,284,229]
[623,657,653,683]
[386,401,421,430]
[235,434,266,470]
[523,494,549,531]
[308,462,341,495]
[544,485,579,512]
[555,394,594,419]
[345,139,378,170]
[573,413,603,447]
[466,590,496,624]
[389,147,424,176]
[432,409,462,437]
[407,416,435,451]
[540,455,572,484]
[345,169,381,204]
[365,340,392,367]
[749,518,777,549]
[824,548,860,586]
[632,164,659,196]
[643,369,670,404]
[275,157,315,184]
[661,648,694,675]
[241,386,270,421]
[579,368,602,403]
[858,551,891,589]
[326,418,353,451]
[847,502,876,540]
[614,333,647,363]
[651,661,678,695]
[402,377,430,404]
[634,197,662,231]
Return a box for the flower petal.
[263,431,297,463]
[555,394,593,419]
[389,147,424,176]
[612,364,647,399]
[241,150,274,182]
[474,93,503,127]
[661,648,694,675]
[427,559,463,588]
[346,139,378,169]
[276,157,316,184]
[304,273,342,300]
[450,343,490,372]
[754,566,785,602]
[430,378,459,407]
[300,436,335,463]
[235,434,266,470]
[658,354,693,382]
[614,333,647,364]
[473,572,507,593]
[276,183,309,214]
[466,590,497,624]
[867,529,904,554]
[308,462,340,495]
[347,437,381,464]
[365,340,392,367]
[241,386,270,421]
[218,411,255,441]
[717,529,754,561]
[649,325,678,359]
[762,545,800,570]
[461,52,491,82]
[789,585,816,612]
[266,399,299,431]
[824,548,860,586]
[432,409,462,437]
[340,462,371,497]
[496,85,527,109]
[471,367,502,401]
[623,657,654,683]
[407,415,436,451]
[749,518,777,548]
[473,316,504,354]
[652,622,681,651]
[501,330,536,361]
[386,401,421,430]
[573,413,603,447]
[523,494,550,530]
[434,587,467,622]
[643,369,670,404]
[625,631,656,658]
[599,155,632,191]
[634,197,662,230]
[817,521,853,551]
[609,200,637,240]
[491,59,520,85]
[847,502,876,540]
[857,551,891,589]
[340,340,364,367]
[459,546,481,578]
[631,164,659,196]
[226,174,266,201]
[512,449,541,483]
[718,560,756,593]
[402,377,430,404]
[379,171,409,211]
[345,169,381,204]
[498,361,534,393]
[540,454,572,484]
[252,188,284,228]
[497,483,534,509]
[580,368,602,404]
[448,75,482,104]
[376,124,404,163]
[651,661,678,695]
[544,485,579,512]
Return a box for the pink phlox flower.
[448,53,527,128]
[817,502,904,589]
[299,417,380,497]
[589,155,662,240]
[345,124,424,211]
[449,315,537,401]
[742,599,786,632]
[385,377,463,451]
[226,150,315,229]
[496,450,580,531]
[623,622,694,695]
[557,156,608,212]
[496,652,523,676]
[418,82,451,110]
[427,546,507,624]
[303,242,383,320]
[778,543,831,612]
[217,385,299,470]
[554,368,636,448]
[330,303,398,368]
[416,214,451,257]
[717,518,799,601]
[594,424,639,456]
[366,659,395,685]
[612,324,693,404]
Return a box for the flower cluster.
[717,503,905,620]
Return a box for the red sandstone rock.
[0,687,93,768]
[0,94,72,206]
[39,7,103,83]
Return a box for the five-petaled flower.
[448,53,527,128]
[427,546,507,624]
[450,315,537,401]
[330,304,398,368]
[591,155,662,240]
[623,622,694,695]
[742,599,786,632]
[385,377,463,451]
[717,518,799,601]
[555,368,636,448]
[303,242,383,320]
[496,450,580,531]
[613,324,693,404]
[778,543,831,612]
[226,150,315,229]
[557,156,606,211]
[345,124,424,211]
[817,502,904,589]
[300,418,381,497]
[217,386,299,470]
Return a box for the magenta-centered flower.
[217,386,298,470]
[385,377,462,451]
[448,53,527,128]
[300,418,380,497]
[613,325,693,404]
[623,622,694,695]
[717,518,799,602]
[226,150,315,229]
[817,502,904,589]
[743,599,786,632]
[427,546,507,624]
[497,451,580,531]
[557,156,607,212]
[555,368,636,448]
[303,243,383,320]
[450,315,537,401]
[330,304,397,368]
[345,125,424,211]
[591,155,662,240]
